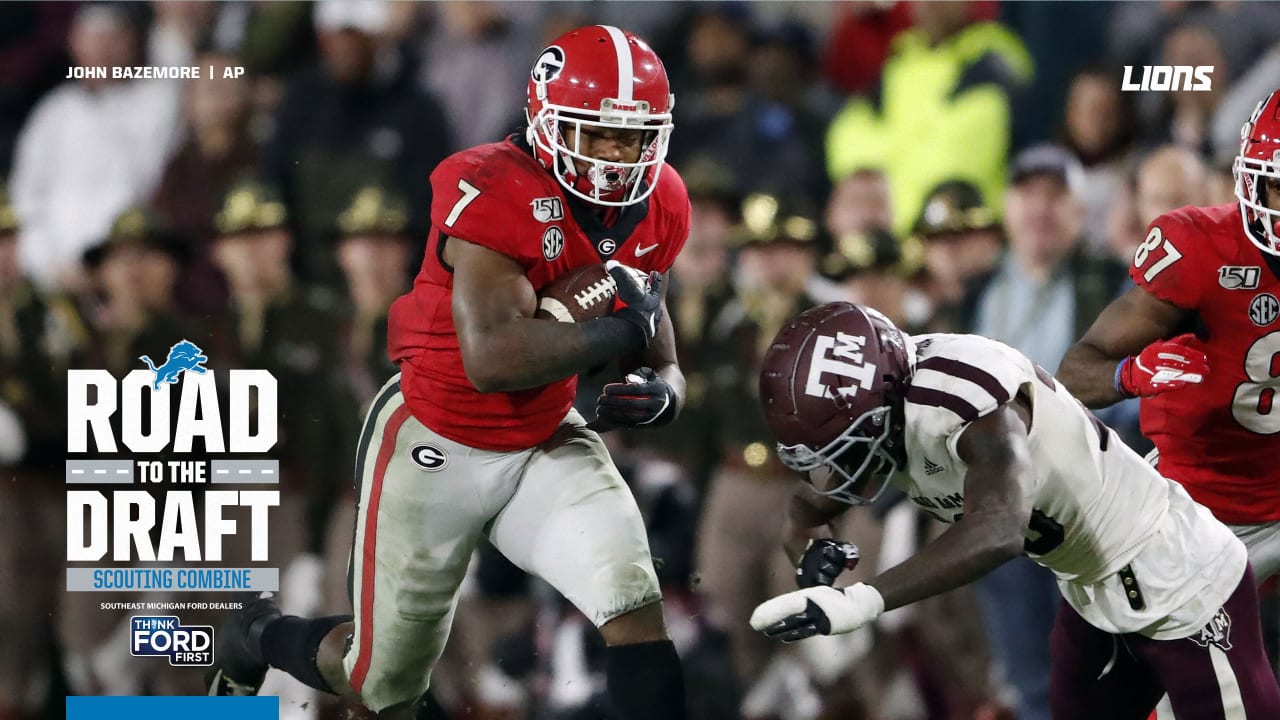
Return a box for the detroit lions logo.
[139,340,209,390]
[1190,607,1232,651]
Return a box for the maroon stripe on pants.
[1050,565,1280,719]
[1134,565,1280,719]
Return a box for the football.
[535,263,649,323]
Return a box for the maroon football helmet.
[759,302,914,505]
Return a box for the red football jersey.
[1133,203,1280,523]
[387,136,690,451]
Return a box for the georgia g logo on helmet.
[524,25,675,208]
[530,45,565,99]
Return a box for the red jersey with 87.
[387,137,690,451]
[1132,202,1280,523]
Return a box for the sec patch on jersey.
[535,263,648,323]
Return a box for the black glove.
[607,260,664,346]
[761,598,833,642]
[795,538,860,588]
[595,367,677,428]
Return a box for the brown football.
[535,264,616,322]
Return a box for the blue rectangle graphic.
[67,696,278,720]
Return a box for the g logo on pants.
[410,444,448,471]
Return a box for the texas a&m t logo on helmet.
[525,25,674,207]
[760,303,914,505]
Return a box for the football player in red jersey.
[206,26,691,719]
[1059,88,1280,586]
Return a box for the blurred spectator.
[745,22,840,195]
[210,2,315,81]
[204,182,356,691]
[152,50,260,314]
[1144,23,1230,158]
[999,2,1114,146]
[335,184,412,402]
[821,2,913,95]
[149,1,218,66]
[1206,156,1238,207]
[1097,145,1208,458]
[1135,145,1207,228]
[912,179,1003,332]
[695,193,821,715]
[968,145,1124,367]
[60,206,197,699]
[417,2,542,148]
[80,207,190,360]
[825,168,894,241]
[965,145,1127,720]
[668,8,829,200]
[1108,1,1280,92]
[821,227,924,330]
[261,0,452,287]
[0,185,69,720]
[631,161,740,497]
[1212,44,1280,166]
[1105,144,1209,265]
[1059,65,1139,253]
[0,3,76,174]
[826,0,1033,236]
[9,4,185,293]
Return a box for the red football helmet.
[1234,89,1280,255]
[526,25,674,207]
[759,302,915,505]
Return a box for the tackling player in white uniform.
[750,302,1280,718]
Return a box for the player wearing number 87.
[751,302,1280,718]
[1059,88,1280,583]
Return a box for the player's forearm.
[1058,341,1127,408]
[461,316,642,392]
[784,491,848,565]
[868,513,1024,611]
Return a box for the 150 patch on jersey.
[1219,266,1261,290]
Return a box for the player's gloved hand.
[795,538,860,588]
[1115,333,1208,398]
[594,367,677,428]
[750,583,884,642]
[606,260,664,346]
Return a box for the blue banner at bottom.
[67,696,278,719]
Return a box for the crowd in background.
[3,1,1280,719]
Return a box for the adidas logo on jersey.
[923,457,944,475]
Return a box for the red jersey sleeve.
[1129,211,1205,310]
[649,166,692,274]
[430,153,540,268]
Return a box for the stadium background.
[2,1,1279,719]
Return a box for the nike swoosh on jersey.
[634,243,659,257]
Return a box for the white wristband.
[809,582,885,635]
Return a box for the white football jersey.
[895,333,1245,639]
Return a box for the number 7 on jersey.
[444,179,481,228]
[1133,226,1182,282]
